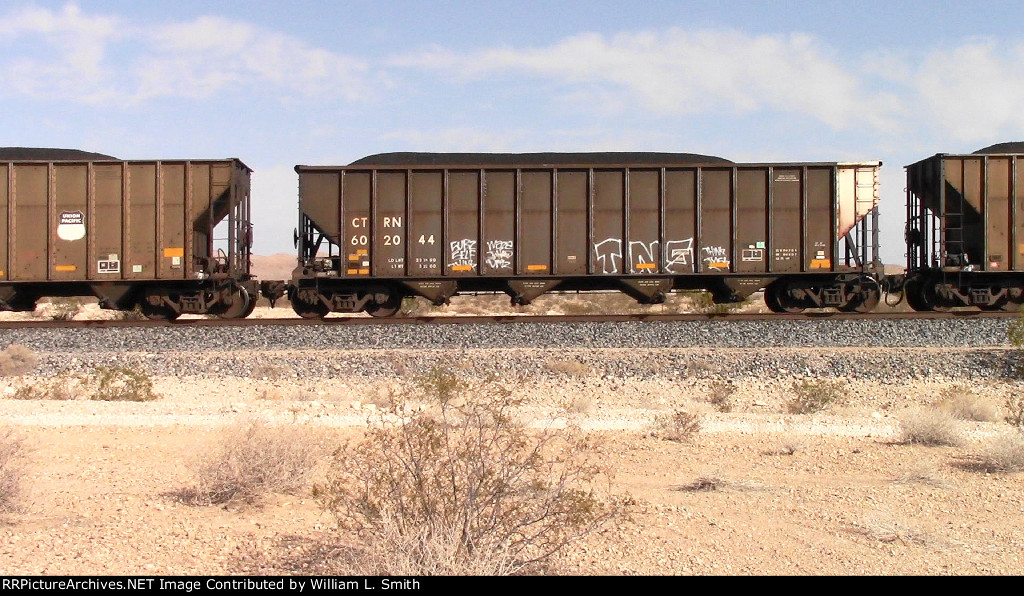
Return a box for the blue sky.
[4,0,1024,262]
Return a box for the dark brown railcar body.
[905,151,1024,311]
[291,154,883,317]
[0,158,258,318]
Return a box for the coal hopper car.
[290,152,884,317]
[0,154,258,319]
[905,145,1024,311]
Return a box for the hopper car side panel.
[905,152,1024,311]
[0,159,257,318]
[292,159,883,317]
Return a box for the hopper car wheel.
[292,299,329,320]
[980,297,1012,312]
[904,279,931,312]
[764,284,804,313]
[366,304,401,318]
[999,301,1021,312]
[218,287,253,319]
[840,280,881,313]
[140,303,180,321]
[921,280,954,312]
[366,294,403,318]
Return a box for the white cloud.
[135,16,371,102]
[379,125,717,154]
[392,29,901,131]
[0,3,124,102]
[915,40,1024,143]
[0,3,373,106]
[379,127,533,152]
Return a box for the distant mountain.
[250,254,295,281]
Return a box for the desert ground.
[0,278,1022,575]
[0,343,1022,574]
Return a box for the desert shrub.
[652,408,702,442]
[786,379,843,414]
[775,433,806,455]
[684,291,716,314]
[48,297,81,321]
[707,381,735,413]
[0,344,39,377]
[10,373,80,401]
[567,395,597,416]
[685,291,748,315]
[250,362,290,380]
[1005,393,1024,431]
[674,474,762,493]
[7,367,154,402]
[892,462,948,487]
[0,429,27,513]
[90,366,159,402]
[935,386,998,422]
[899,408,963,447]
[411,366,470,404]
[677,475,723,492]
[557,300,600,315]
[316,368,619,576]
[190,420,324,505]
[1007,315,1024,379]
[115,306,148,321]
[543,358,591,377]
[1008,315,1024,352]
[400,296,431,316]
[854,515,930,546]
[976,433,1024,472]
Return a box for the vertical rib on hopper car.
[0,158,258,318]
[291,154,883,317]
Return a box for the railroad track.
[0,309,1017,329]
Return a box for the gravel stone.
[0,318,1019,382]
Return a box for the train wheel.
[919,279,954,312]
[840,293,879,313]
[764,284,804,313]
[218,287,252,319]
[292,298,328,319]
[840,279,881,313]
[366,303,401,318]
[980,297,1012,312]
[999,301,1021,312]
[365,294,403,318]
[764,289,785,313]
[904,279,929,311]
[140,302,180,321]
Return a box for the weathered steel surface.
[297,158,880,282]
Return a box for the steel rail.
[0,309,1016,329]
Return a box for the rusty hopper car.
[291,153,883,318]
[0,158,258,319]
[905,148,1024,311]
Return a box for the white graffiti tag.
[664,238,694,273]
[628,241,658,273]
[485,240,513,270]
[449,239,477,270]
[593,237,696,274]
[594,238,624,274]
[702,245,730,270]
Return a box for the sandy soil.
[1,364,1022,576]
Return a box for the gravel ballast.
[0,317,1014,352]
[0,317,1018,381]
